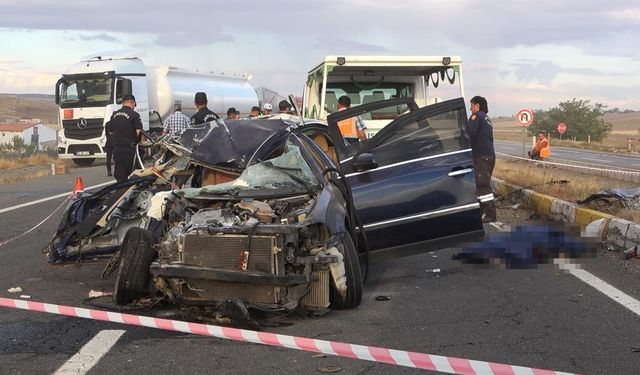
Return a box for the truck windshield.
[325,82,414,120]
[58,76,114,108]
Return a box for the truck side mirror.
[115,78,133,104]
[55,78,64,104]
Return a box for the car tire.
[72,158,95,167]
[113,227,156,305]
[330,232,363,309]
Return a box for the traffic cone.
[72,176,85,196]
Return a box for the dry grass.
[493,112,640,153]
[494,159,640,222]
[0,154,56,170]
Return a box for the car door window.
[370,106,469,166]
[341,98,469,171]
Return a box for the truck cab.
[55,52,258,166]
[303,56,464,137]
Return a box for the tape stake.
[0,297,581,375]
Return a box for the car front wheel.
[113,227,156,305]
[330,232,363,309]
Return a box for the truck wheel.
[330,232,363,309]
[113,227,156,305]
[72,158,95,167]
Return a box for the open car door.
[327,98,484,258]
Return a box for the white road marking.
[582,157,610,163]
[53,329,125,375]
[554,260,640,316]
[494,225,640,316]
[0,181,112,215]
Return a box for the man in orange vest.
[528,133,550,160]
[337,95,367,142]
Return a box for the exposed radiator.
[181,233,283,274]
[302,270,330,309]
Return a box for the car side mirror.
[352,153,378,172]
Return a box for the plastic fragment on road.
[88,290,113,298]
[7,287,22,293]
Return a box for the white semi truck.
[55,52,259,166]
[303,55,464,137]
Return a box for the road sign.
[515,109,534,126]
[557,122,566,134]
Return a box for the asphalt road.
[1,167,640,374]
[495,140,640,171]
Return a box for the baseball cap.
[262,103,273,111]
[123,94,136,101]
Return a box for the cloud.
[154,30,234,48]
[314,37,389,53]
[76,33,119,42]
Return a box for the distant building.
[0,122,57,150]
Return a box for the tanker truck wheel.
[72,158,95,167]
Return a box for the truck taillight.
[64,109,73,119]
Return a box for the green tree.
[527,99,612,141]
[5,135,37,155]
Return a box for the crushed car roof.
[188,119,293,170]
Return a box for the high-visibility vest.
[338,117,358,138]
[539,138,550,158]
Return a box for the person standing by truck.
[110,95,142,183]
[336,95,367,142]
[191,92,219,125]
[467,95,497,223]
[162,103,191,135]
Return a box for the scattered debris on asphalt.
[623,245,639,260]
[19,295,31,299]
[426,268,441,273]
[7,287,23,293]
[375,295,391,301]
[88,290,113,298]
[318,364,342,373]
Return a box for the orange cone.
[73,176,85,195]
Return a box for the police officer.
[104,120,114,177]
[191,92,219,125]
[467,95,497,223]
[110,94,142,183]
[190,92,218,188]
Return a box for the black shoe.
[107,171,113,177]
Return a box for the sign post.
[557,122,566,140]
[515,109,534,157]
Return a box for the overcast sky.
[0,0,638,116]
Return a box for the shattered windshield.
[178,140,320,198]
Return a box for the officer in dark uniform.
[190,92,219,187]
[110,94,142,183]
[104,120,114,177]
[190,92,219,125]
[467,95,497,223]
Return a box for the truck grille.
[62,118,104,140]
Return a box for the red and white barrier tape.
[0,297,578,375]
[496,152,640,175]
